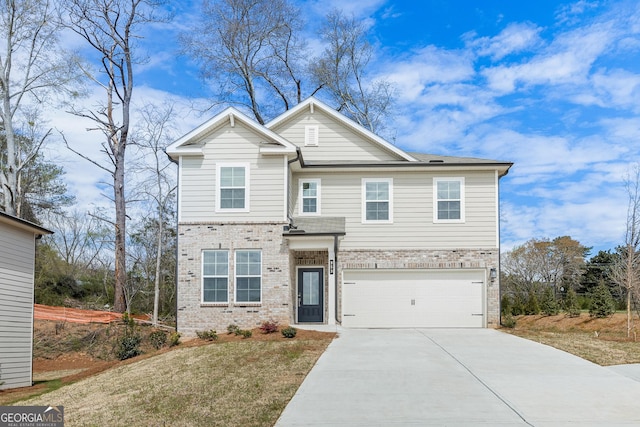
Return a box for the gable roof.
[166,107,298,159]
[265,97,418,162]
[0,211,53,236]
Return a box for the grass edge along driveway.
[18,337,333,427]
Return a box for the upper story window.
[305,125,319,146]
[434,177,465,223]
[235,250,262,303]
[216,163,249,212]
[362,178,393,223]
[299,179,321,215]
[202,250,229,303]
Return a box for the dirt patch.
[0,319,334,406]
[502,312,640,366]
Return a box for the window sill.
[233,303,262,307]
[200,303,229,307]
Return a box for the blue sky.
[53,0,640,256]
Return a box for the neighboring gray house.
[166,97,512,336]
[0,212,52,390]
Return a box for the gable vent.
[305,125,319,146]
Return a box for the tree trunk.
[113,145,127,313]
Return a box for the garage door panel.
[342,270,485,328]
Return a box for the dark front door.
[298,268,324,323]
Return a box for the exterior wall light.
[490,268,497,281]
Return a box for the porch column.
[328,243,336,325]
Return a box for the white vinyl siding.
[271,108,402,162]
[292,170,497,250]
[235,250,262,303]
[179,123,287,222]
[362,178,393,223]
[0,223,36,390]
[299,179,321,215]
[202,250,229,303]
[434,177,465,223]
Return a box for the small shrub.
[259,320,279,334]
[281,326,297,338]
[149,330,167,349]
[227,324,240,335]
[116,334,142,360]
[168,332,181,347]
[501,294,512,316]
[589,281,615,318]
[238,329,252,339]
[501,313,517,328]
[196,329,219,341]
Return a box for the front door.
[298,268,324,323]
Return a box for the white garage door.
[342,270,485,328]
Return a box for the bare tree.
[42,209,110,277]
[62,0,164,312]
[181,0,309,124]
[0,0,76,217]
[611,165,640,337]
[311,9,395,134]
[130,103,176,325]
[502,236,589,301]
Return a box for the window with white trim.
[305,125,318,146]
[216,163,249,212]
[202,250,229,303]
[434,177,465,222]
[235,250,262,303]
[362,178,393,223]
[299,179,320,215]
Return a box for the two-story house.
[166,97,512,335]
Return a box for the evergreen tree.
[524,291,541,315]
[541,286,559,316]
[589,281,616,318]
[563,288,581,317]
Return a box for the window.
[434,177,465,222]
[202,250,229,303]
[305,125,318,146]
[362,178,393,223]
[235,250,261,303]
[299,179,320,215]
[216,163,249,212]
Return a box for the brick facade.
[176,222,291,336]
[177,223,500,335]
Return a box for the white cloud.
[385,46,475,102]
[482,22,614,93]
[466,22,543,60]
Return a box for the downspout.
[286,147,302,226]
[166,151,180,332]
[334,234,341,325]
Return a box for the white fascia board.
[259,146,297,155]
[266,97,418,162]
[166,107,297,159]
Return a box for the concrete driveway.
[276,328,640,426]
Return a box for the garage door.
[342,270,484,328]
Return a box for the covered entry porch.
[284,217,345,326]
